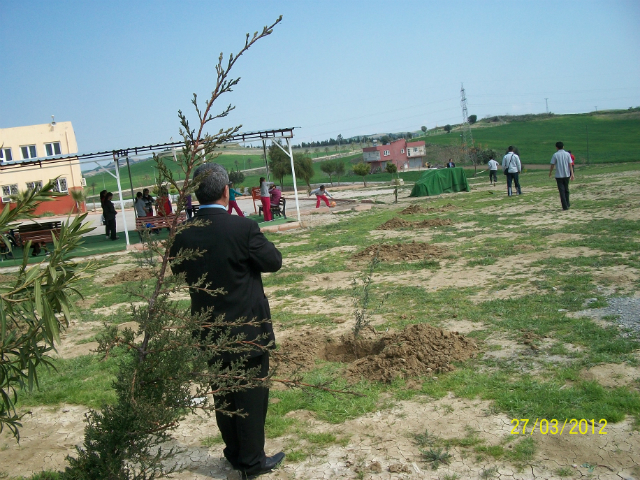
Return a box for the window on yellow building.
[0,148,12,162]
[1,184,18,203]
[51,178,68,193]
[45,142,62,156]
[20,145,37,159]
[26,181,43,192]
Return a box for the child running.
[309,185,334,208]
[228,182,244,217]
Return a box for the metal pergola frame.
[1,127,301,246]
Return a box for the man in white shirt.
[487,156,499,186]
[502,146,522,196]
[549,141,575,210]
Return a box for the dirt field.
[1,165,639,480]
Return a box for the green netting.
[409,167,470,197]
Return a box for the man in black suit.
[170,163,284,478]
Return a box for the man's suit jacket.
[170,207,282,363]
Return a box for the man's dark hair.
[259,177,265,184]
[507,146,514,152]
[143,188,149,195]
[136,192,142,198]
[194,163,229,204]
[556,141,564,149]
[320,185,325,189]
[106,192,113,200]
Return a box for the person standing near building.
[259,177,272,222]
[549,141,574,210]
[227,182,245,217]
[502,146,522,196]
[487,156,499,186]
[102,192,119,240]
[170,163,284,478]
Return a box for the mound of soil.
[276,324,477,383]
[344,324,476,382]
[111,267,156,284]
[377,218,414,229]
[400,203,456,215]
[353,243,447,262]
[377,218,453,230]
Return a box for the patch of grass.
[479,466,499,479]
[301,432,337,446]
[467,256,498,267]
[265,414,297,438]
[18,355,118,408]
[285,449,308,463]
[555,466,575,477]
[506,437,536,462]
[421,447,452,470]
[414,429,440,447]
[201,435,224,447]
[421,369,640,422]
[268,367,382,424]
[17,472,62,480]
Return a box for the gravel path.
[573,296,640,334]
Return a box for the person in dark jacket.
[99,189,108,237]
[102,192,119,240]
[170,163,284,477]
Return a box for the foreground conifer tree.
[63,17,283,479]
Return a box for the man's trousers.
[215,353,270,475]
[506,172,521,196]
[555,177,570,210]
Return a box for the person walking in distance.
[549,141,575,210]
[487,156,499,186]
[502,146,522,196]
[309,185,333,208]
[259,177,272,222]
[170,163,284,478]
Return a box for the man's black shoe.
[242,452,285,479]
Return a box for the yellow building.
[0,121,85,214]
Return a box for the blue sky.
[1,0,639,156]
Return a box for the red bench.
[135,213,187,240]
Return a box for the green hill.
[415,110,640,164]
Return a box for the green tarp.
[409,167,470,197]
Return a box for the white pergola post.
[113,157,131,246]
[272,139,301,223]
[93,159,130,246]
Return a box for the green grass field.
[415,111,640,165]
[4,162,640,478]
[80,110,640,201]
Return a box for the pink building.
[362,139,426,172]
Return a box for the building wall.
[362,139,426,172]
[0,121,85,215]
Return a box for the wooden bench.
[258,197,287,219]
[135,213,187,240]
[16,221,62,249]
